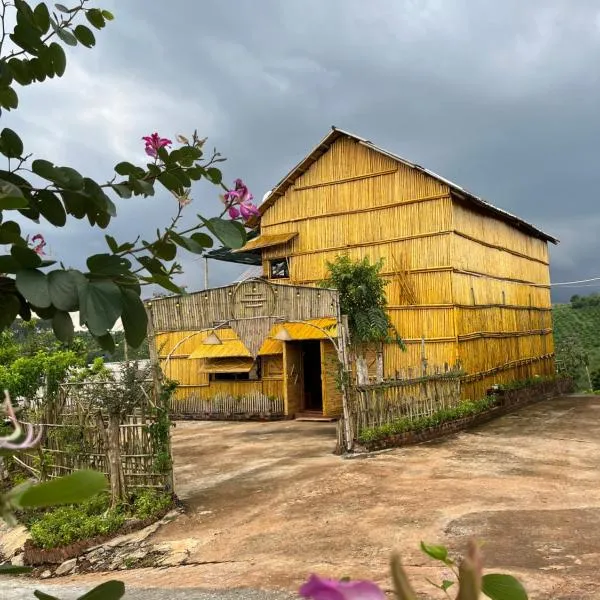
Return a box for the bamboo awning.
[257,338,283,355]
[200,357,255,373]
[188,328,252,359]
[232,232,297,253]
[271,317,338,340]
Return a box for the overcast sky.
[5,0,600,303]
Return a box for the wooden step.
[294,411,337,422]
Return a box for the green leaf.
[48,42,66,76]
[15,269,51,308]
[0,563,32,574]
[33,3,50,33]
[130,178,154,196]
[0,255,21,273]
[29,57,47,81]
[206,167,222,184]
[57,27,77,46]
[170,231,210,255]
[150,274,183,295]
[32,159,56,181]
[186,166,205,181]
[96,332,115,353]
[0,293,21,329]
[101,9,114,21]
[0,128,23,158]
[11,245,42,268]
[8,58,33,85]
[48,269,84,311]
[86,253,132,276]
[73,24,95,48]
[105,235,118,253]
[54,3,70,12]
[18,470,107,509]
[111,183,132,199]
[78,279,123,336]
[420,541,449,563]
[190,232,213,249]
[77,580,125,600]
[204,217,245,249]
[34,591,60,600]
[158,171,184,193]
[150,240,176,261]
[481,574,528,600]
[0,179,27,209]
[55,166,84,191]
[441,580,454,591]
[0,86,18,110]
[114,162,143,177]
[137,255,167,276]
[120,288,148,348]
[61,191,86,219]
[52,309,74,342]
[37,190,66,226]
[85,8,105,29]
[0,221,22,244]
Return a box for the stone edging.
[353,378,574,454]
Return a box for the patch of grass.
[27,489,173,550]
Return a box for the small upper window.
[270,258,289,279]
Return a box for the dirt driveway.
[65,395,600,598]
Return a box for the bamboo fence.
[170,391,284,419]
[18,380,171,490]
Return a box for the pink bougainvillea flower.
[239,200,259,221]
[222,178,259,222]
[299,575,386,600]
[0,391,42,450]
[227,205,240,219]
[142,132,172,157]
[31,233,46,255]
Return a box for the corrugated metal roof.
[233,232,297,253]
[255,127,558,245]
[200,357,254,373]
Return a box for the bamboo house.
[148,126,558,418]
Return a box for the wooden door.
[283,341,304,417]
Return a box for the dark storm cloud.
[9,0,600,301]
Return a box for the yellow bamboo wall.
[321,341,343,417]
[257,135,555,398]
[155,331,284,406]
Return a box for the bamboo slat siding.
[255,134,555,398]
[170,391,284,419]
[148,281,337,333]
[452,201,549,263]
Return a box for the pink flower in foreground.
[142,132,172,157]
[1,391,42,450]
[25,233,46,256]
[222,178,259,222]
[299,575,386,600]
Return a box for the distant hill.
[553,300,600,389]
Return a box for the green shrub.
[132,489,172,520]
[26,489,173,549]
[29,501,125,549]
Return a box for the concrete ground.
[27,395,600,598]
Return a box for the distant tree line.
[569,293,600,309]
[6,318,149,365]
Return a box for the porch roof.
[199,357,255,373]
[233,232,297,253]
